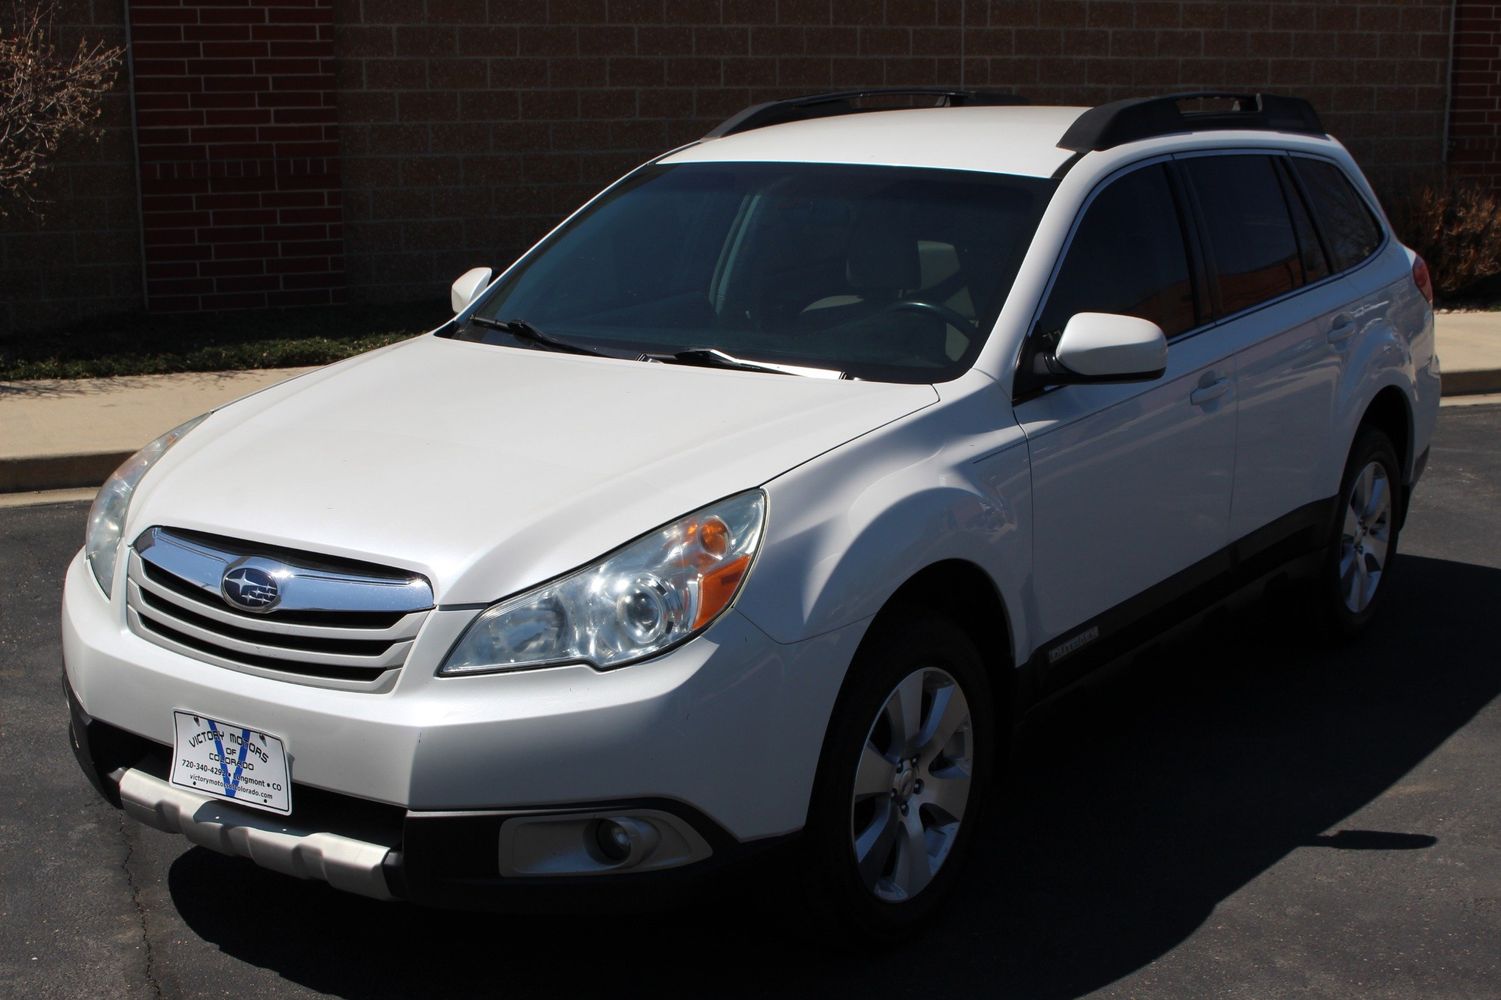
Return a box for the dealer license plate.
[170,711,292,815]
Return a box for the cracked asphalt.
[2,404,1499,999]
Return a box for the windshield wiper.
[466,316,608,358]
[645,348,845,379]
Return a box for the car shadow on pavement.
[166,554,1501,1000]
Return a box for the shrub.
[0,302,446,379]
[1383,178,1501,302]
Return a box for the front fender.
[738,373,1033,663]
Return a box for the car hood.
[129,335,937,604]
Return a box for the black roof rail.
[1057,92,1325,152]
[705,88,1029,139]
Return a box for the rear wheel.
[797,613,995,944]
[1320,429,1402,636]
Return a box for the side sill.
[1016,494,1339,704]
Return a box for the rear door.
[1177,153,1365,547]
[1013,161,1237,655]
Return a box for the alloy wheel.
[849,666,974,902]
[1339,459,1392,613]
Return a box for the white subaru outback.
[64,90,1440,939]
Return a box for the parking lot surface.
[3,405,1499,999]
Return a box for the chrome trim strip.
[115,768,395,901]
[128,559,427,642]
[135,526,434,615]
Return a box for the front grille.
[126,527,434,691]
[140,559,406,629]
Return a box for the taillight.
[1412,255,1434,305]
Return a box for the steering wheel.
[878,299,980,338]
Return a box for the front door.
[1013,162,1236,655]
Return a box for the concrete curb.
[2,373,1498,496]
[0,451,132,494]
[1441,369,1501,397]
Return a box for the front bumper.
[68,686,772,908]
[63,548,862,902]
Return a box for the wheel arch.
[861,559,1018,726]
[1358,385,1414,482]
[799,557,1019,844]
[1333,383,1414,535]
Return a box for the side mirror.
[450,267,493,314]
[1052,312,1167,383]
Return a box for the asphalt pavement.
[2,406,1499,999]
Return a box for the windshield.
[446,162,1055,383]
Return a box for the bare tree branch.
[0,0,124,219]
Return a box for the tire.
[796,611,995,945]
[1319,428,1403,637]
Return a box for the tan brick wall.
[0,0,142,338]
[334,0,1455,306]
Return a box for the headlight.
[85,414,210,594]
[440,491,766,675]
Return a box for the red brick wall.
[333,0,1455,306]
[0,1,1470,334]
[0,1,140,339]
[1450,0,1501,190]
[129,0,345,311]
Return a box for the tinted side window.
[1294,158,1383,272]
[1277,159,1330,284]
[1185,156,1302,315]
[1034,164,1196,353]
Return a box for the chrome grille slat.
[140,559,406,628]
[127,610,401,694]
[125,527,435,691]
[129,566,426,642]
[135,526,433,614]
[129,584,412,668]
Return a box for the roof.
[660,105,1087,178]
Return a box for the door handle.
[1328,314,1356,345]
[1189,377,1230,407]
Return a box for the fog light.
[499,809,706,876]
[594,819,633,863]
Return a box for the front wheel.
[797,613,995,944]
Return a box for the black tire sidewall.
[797,612,995,943]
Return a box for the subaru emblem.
[222,565,281,613]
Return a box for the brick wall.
[129,0,345,311]
[333,0,1455,305]
[0,1,1472,333]
[0,1,140,339]
[1450,0,1501,190]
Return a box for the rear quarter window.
[1292,158,1384,273]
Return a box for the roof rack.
[705,88,1029,139]
[1057,92,1325,152]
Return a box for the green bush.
[0,301,446,380]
